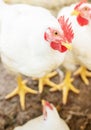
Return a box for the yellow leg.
[38,71,58,93]
[5,75,37,110]
[74,66,91,85]
[50,71,79,104]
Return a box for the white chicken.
[0,0,74,110]
[14,100,70,130]
[51,0,91,104]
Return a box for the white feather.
[14,102,70,130]
[0,2,66,78]
[58,2,91,71]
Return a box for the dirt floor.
[0,61,91,130]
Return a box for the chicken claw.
[38,71,58,93]
[5,75,37,110]
[74,66,91,85]
[50,71,79,104]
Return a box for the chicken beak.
[62,42,72,51]
[71,10,80,16]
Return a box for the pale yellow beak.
[62,42,72,51]
[71,10,80,16]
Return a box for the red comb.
[74,0,87,9]
[45,101,53,110]
[58,16,74,43]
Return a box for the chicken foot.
[74,66,91,85]
[5,75,37,110]
[38,71,58,93]
[50,71,79,104]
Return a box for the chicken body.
[14,100,70,130]
[58,4,78,72]
[0,1,73,109]
[58,2,91,71]
[53,1,91,104]
[0,3,64,78]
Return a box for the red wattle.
[44,32,47,40]
[50,42,67,52]
[77,15,89,26]
[45,101,53,110]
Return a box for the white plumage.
[58,3,78,72]
[51,0,91,104]
[0,0,73,109]
[0,3,64,77]
[14,100,70,130]
[58,1,91,72]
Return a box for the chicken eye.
[54,32,58,35]
[83,7,89,11]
